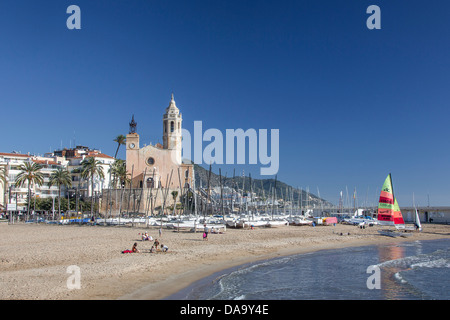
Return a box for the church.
[126,94,194,191]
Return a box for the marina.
[1,1,449,306]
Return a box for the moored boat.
[376,174,414,238]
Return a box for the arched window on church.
[170,121,174,133]
[164,121,167,133]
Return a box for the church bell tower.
[126,114,139,151]
[163,93,182,152]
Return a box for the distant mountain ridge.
[193,164,333,208]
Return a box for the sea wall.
[401,206,450,224]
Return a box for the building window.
[146,157,155,166]
[170,121,174,133]
[146,177,154,188]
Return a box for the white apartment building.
[1,147,115,213]
[0,152,67,212]
[67,152,115,198]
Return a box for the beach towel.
[122,250,133,253]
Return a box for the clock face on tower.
[129,143,135,149]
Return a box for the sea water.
[168,239,450,300]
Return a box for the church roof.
[165,93,180,115]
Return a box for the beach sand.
[0,222,449,300]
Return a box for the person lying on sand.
[122,242,139,253]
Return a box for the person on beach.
[203,224,209,241]
[122,242,139,254]
[153,239,160,248]
[150,246,156,253]
[142,232,152,241]
[161,244,169,252]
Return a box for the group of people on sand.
[122,242,168,254]
[122,231,168,254]
[141,232,153,241]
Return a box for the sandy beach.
[0,221,449,300]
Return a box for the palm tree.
[0,166,7,212]
[113,134,126,159]
[81,157,105,218]
[171,190,178,215]
[49,168,72,220]
[109,159,126,188]
[0,166,6,186]
[110,160,130,189]
[14,162,44,221]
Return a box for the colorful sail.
[392,198,405,225]
[377,174,405,225]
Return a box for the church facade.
[126,94,194,191]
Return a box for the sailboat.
[376,174,412,238]
[413,207,422,232]
[412,193,422,232]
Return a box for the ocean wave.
[209,256,295,299]
[411,258,450,269]
[377,248,450,271]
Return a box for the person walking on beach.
[203,224,209,241]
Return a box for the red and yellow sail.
[377,174,405,225]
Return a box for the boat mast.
[231,169,235,214]
[249,173,254,220]
[389,173,395,201]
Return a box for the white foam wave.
[376,248,450,271]
[394,272,408,284]
[411,258,450,269]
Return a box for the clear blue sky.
[1,1,449,206]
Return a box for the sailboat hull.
[378,229,412,238]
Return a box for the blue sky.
[1,1,449,206]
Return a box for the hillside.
[193,164,333,208]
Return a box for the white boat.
[265,219,289,227]
[343,216,378,226]
[288,216,313,226]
